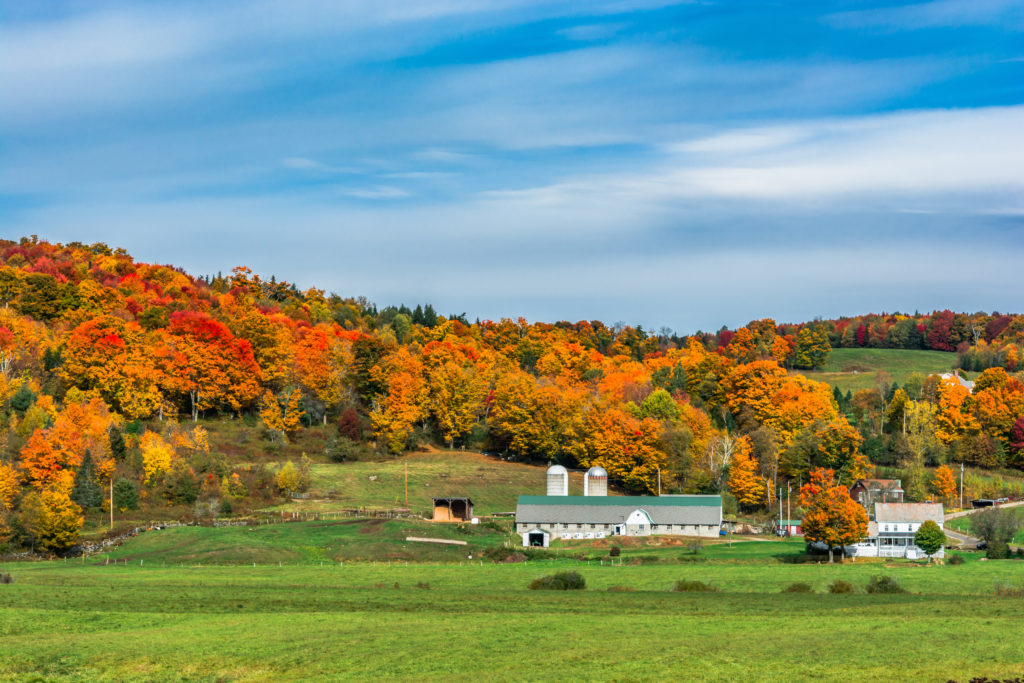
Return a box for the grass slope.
[2,540,1023,681]
[100,518,510,564]
[799,347,958,393]
[280,450,591,516]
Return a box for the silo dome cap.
[546,465,568,475]
[586,466,608,477]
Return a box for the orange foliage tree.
[567,403,666,493]
[799,468,868,563]
[931,464,958,506]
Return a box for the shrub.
[0,572,13,584]
[609,546,621,557]
[987,542,1010,560]
[686,540,704,555]
[673,579,717,592]
[782,582,814,594]
[948,554,966,565]
[866,575,906,594]
[528,571,586,591]
[413,582,431,590]
[828,579,855,594]
[994,581,1024,597]
[607,585,634,592]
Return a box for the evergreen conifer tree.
[70,450,102,510]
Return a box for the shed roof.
[515,495,722,526]
[874,503,943,523]
[432,497,474,505]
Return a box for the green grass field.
[799,347,959,393]
[274,450,589,516]
[2,536,1023,681]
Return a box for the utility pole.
[109,478,114,530]
[404,461,408,509]
[778,487,783,533]
[786,484,791,537]
[657,468,661,496]
[960,462,964,510]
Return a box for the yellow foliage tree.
[260,389,304,442]
[728,436,767,508]
[17,489,84,554]
[277,460,303,496]
[371,348,427,454]
[0,461,18,512]
[140,431,176,485]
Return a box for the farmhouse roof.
[515,495,722,526]
[874,503,943,524]
[852,479,903,489]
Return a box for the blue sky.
[2,0,1022,333]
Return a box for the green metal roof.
[516,495,721,507]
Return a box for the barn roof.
[515,495,722,526]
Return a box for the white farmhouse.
[851,503,945,559]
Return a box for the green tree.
[109,427,127,461]
[112,479,139,512]
[70,450,103,511]
[9,384,36,412]
[913,520,946,561]
[793,326,831,370]
[970,508,1022,559]
[639,388,681,422]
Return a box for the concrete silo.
[546,465,569,496]
[584,466,608,497]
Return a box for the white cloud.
[825,0,1024,30]
[487,105,1024,204]
[337,186,411,199]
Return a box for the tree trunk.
[828,547,834,564]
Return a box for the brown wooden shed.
[432,497,474,522]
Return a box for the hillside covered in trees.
[1,236,1023,553]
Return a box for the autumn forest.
[1,236,1023,554]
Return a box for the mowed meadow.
[2,538,1024,682]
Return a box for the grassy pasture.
[798,347,959,393]
[278,450,587,515]
[2,539,1023,681]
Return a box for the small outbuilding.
[775,519,803,536]
[432,497,474,522]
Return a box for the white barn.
[851,503,945,559]
[515,494,722,545]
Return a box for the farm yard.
[2,535,1023,682]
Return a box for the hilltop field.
[2,536,1023,682]
[796,347,960,393]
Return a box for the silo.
[584,466,608,497]
[546,465,569,496]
